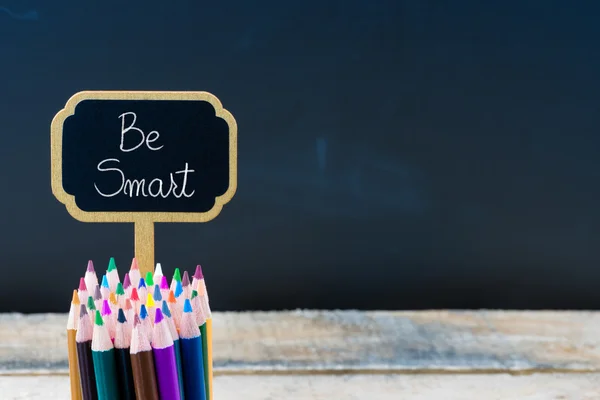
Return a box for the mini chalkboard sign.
[51,91,238,274]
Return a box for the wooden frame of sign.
[50,91,238,275]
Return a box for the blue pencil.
[179,299,207,400]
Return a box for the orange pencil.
[67,290,83,400]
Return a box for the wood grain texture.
[2,374,600,399]
[2,310,600,373]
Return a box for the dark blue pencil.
[179,299,207,400]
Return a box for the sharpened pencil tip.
[117,308,127,323]
[134,314,141,326]
[154,308,163,324]
[123,273,131,289]
[153,284,162,301]
[93,285,102,300]
[145,271,154,286]
[160,275,169,290]
[72,290,79,305]
[146,292,155,308]
[109,292,117,305]
[78,277,87,291]
[94,310,103,326]
[130,258,139,271]
[130,287,140,301]
[125,299,132,310]
[194,265,204,280]
[79,304,88,317]
[140,304,148,320]
[173,268,181,282]
[167,290,176,304]
[138,277,146,289]
[87,296,96,311]
[175,281,183,298]
[154,263,163,278]
[107,257,117,272]
[191,290,198,299]
[101,275,109,289]
[182,271,190,287]
[86,260,95,273]
[116,282,125,296]
[161,301,171,317]
[184,299,193,313]
[101,300,111,316]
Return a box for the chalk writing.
[94,112,195,199]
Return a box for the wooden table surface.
[1,310,599,399]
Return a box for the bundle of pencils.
[67,259,213,400]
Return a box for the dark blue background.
[2,1,600,312]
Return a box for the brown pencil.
[68,290,83,400]
[130,314,159,400]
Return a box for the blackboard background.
[62,99,230,213]
[2,1,600,312]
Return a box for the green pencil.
[92,310,121,400]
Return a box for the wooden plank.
[2,373,600,399]
[2,310,600,373]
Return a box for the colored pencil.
[191,266,208,304]
[130,287,141,314]
[158,277,169,305]
[140,304,153,342]
[170,268,182,293]
[123,273,132,297]
[152,308,181,400]
[130,315,159,400]
[114,309,136,400]
[101,299,116,339]
[154,263,164,284]
[145,271,155,294]
[195,270,212,400]
[116,282,126,307]
[68,290,83,400]
[107,257,120,291]
[167,289,181,330]
[146,292,156,321]
[78,278,89,305]
[129,258,141,290]
[101,275,110,300]
[84,261,98,296]
[92,310,120,400]
[162,301,185,399]
[153,284,163,314]
[181,271,191,299]
[86,296,97,324]
[137,278,147,304]
[204,318,213,400]
[179,299,207,400]
[109,292,119,315]
[125,299,134,329]
[191,290,209,399]
[76,305,98,400]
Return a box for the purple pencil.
[152,308,181,400]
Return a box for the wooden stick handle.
[134,220,154,276]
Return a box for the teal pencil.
[162,301,185,399]
[91,310,121,400]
